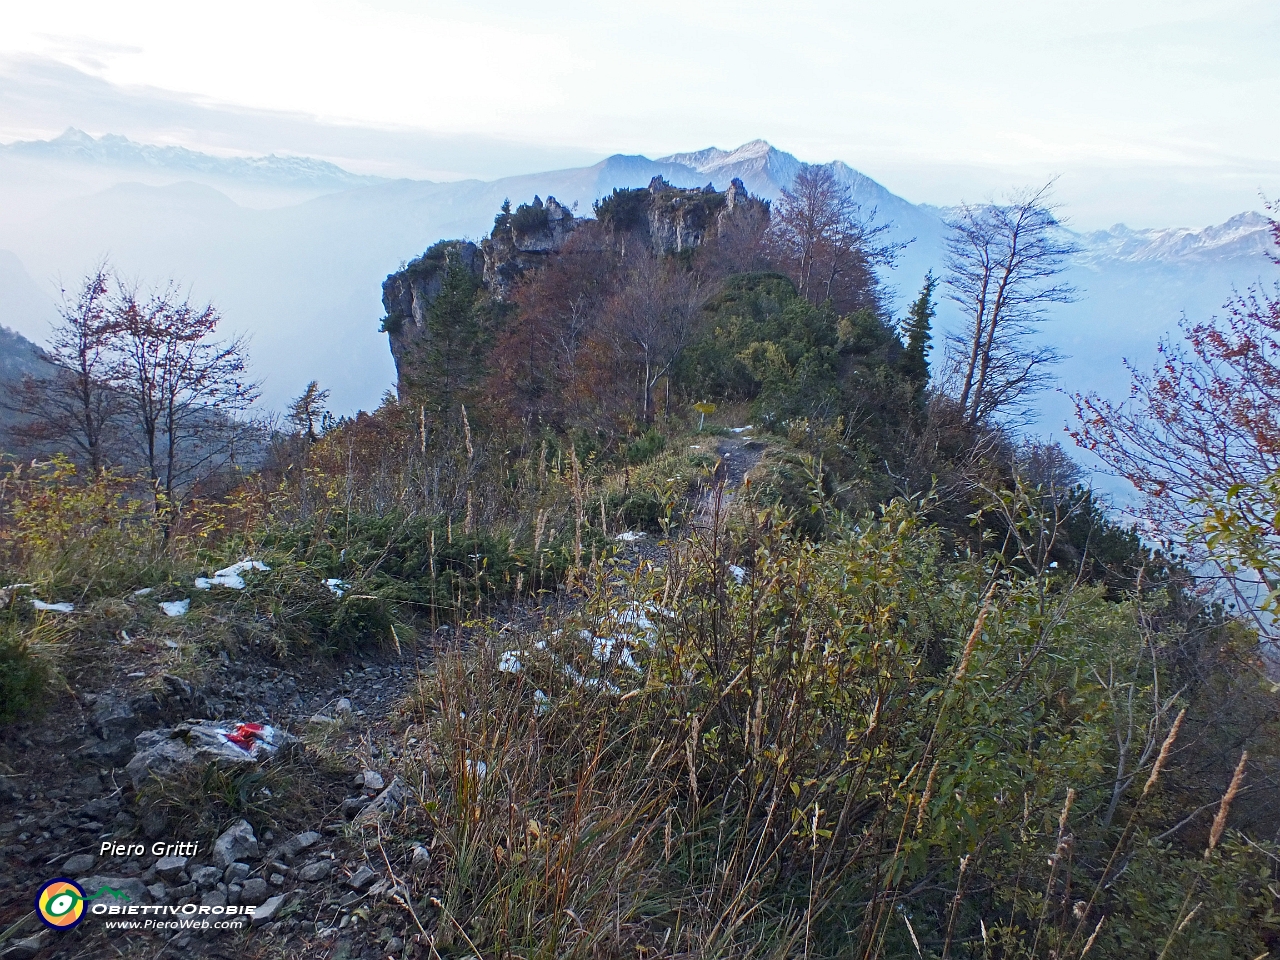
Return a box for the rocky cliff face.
[381,180,767,391]
[380,240,483,387]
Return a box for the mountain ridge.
[2,128,385,191]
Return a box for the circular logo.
[36,878,86,930]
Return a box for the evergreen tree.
[416,252,484,416]
[288,380,330,441]
[900,271,936,396]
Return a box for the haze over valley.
[0,128,1273,431]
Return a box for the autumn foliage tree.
[1074,211,1280,624]
[111,281,260,512]
[6,267,259,521]
[769,164,899,315]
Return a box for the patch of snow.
[324,578,351,597]
[196,559,270,590]
[132,587,154,597]
[615,606,654,633]
[730,425,753,433]
[591,634,641,671]
[534,689,551,716]
[160,599,190,617]
[560,662,621,694]
[728,564,747,584]
[614,531,646,542]
[31,599,75,613]
[467,759,488,781]
[498,650,524,674]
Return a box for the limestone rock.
[212,819,259,868]
[63,853,96,874]
[154,855,188,881]
[252,894,287,926]
[240,877,270,906]
[354,777,411,824]
[125,721,295,788]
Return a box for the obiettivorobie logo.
[35,878,130,930]
[34,875,262,935]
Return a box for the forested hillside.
[1,173,1279,960]
[0,325,50,435]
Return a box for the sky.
[1,0,1277,228]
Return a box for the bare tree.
[769,165,902,314]
[110,282,259,512]
[943,184,1077,428]
[604,249,704,422]
[5,267,120,471]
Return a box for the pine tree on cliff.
[410,252,484,417]
[900,271,936,400]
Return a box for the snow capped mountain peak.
[660,139,778,173]
[1080,211,1274,264]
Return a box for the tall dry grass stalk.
[1207,751,1248,858]
[1143,708,1186,797]
[954,579,998,681]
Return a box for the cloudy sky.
[1,0,1276,228]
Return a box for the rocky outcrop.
[481,195,577,297]
[645,177,726,254]
[381,181,768,392]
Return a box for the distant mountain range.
[2,128,384,191]
[0,131,1273,444]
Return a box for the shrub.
[0,626,48,726]
[592,187,649,231]
[406,498,1278,958]
[624,427,666,465]
[1,457,170,600]
[510,199,550,236]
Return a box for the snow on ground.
[31,599,74,613]
[160,599,190,617]
[195,559,270,591]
